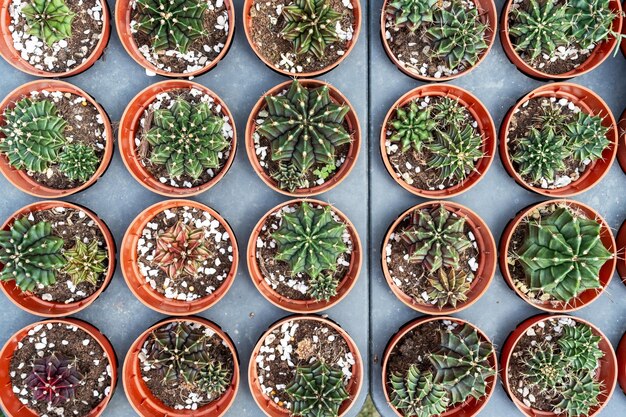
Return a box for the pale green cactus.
[22,0,75,46]
[58,143,100,182]
[62,239,107,286]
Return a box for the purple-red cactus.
[153,220,211,279]
[25,352,83,405]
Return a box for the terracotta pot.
[115,0,235,77]
[381,201,496,315]
[123,316,239,417]
[380,0,497,81]
[0,80,114,198]
[380,84,496,198]
[382,316,497,417]
[121,199,238,316]
[0,201,116,317]
[118,80,237,197]
[500,83,618,197]
[248,314,363,417]
[500,314,617,417]
[499,200,616,312]
[618,109,626,174]
[616,218,626,285]
[247,199,361,313]
[618,331,626,395]
[243,0,361,77]
[0,0,111,77]
[622,2,626,57]
[246,79,361,197]
[0,318,118,417]
[501,0,623,79]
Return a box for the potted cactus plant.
[500,83,617,197]
[243,0,362,77]
[248,315,363,417]
[381,0,497,80]
[0,200,115,317]
[246,79,360,196]
[382,316,497,417]
[119,80,236,197]
[121,199,238,316]
[0,318,118,417]
[501,0,623,79]
[501,314,617,417]
[380,84,496,197]
[500,200,616,312]
[123,317,239,416]
[115,0,235,77]
[381,201,496,314]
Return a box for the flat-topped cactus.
[389,367,450,417]
[286,360,349,417]
[22,0,75,46]
[153,220,211,279]
[25,352,83,406]
[280,0,342,58]
[62,239,107,286]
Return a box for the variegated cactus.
[153,220,211,279]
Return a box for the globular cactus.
[533,103,568,131]
[145,98,228,180]
[0,98,67,173]
[0,217,65,291]
[432,97,467,126]
[567,0,617,50]
[557,324,604,370]
[25,352,83,406]
[62,239,107,286]
[272,202,347,279]
[511,127,567,183]
[280,0,342,58]
[554,369,602,417]
[426,125,484,182]
[22,0,75,46]
[427,268,471,309]
[517,207,612,302]
[308,273,339,301]
[286,360,349,417]
[153,220,211,279]
[388,101,437,153]
[564,112,610,163]
[389,366,450,417]
[197,361,231,397]
[386,0,437,31]
[58,143,100,182]
[270,161,308,193]
[521,343,567,390]
[400,204,471,273]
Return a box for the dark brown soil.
[9,322,112,417]
[386,322,442,379]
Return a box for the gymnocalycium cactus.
[280,0,342,58]
[387,0,438,31]
[427,125,484,181]
[25,352,83,406]
[521,343,567,390]
[270,161,308,193]
[62,239,107,286]
[564,112,610,162]
[432,97,467,126]
[555,369,602,417]
[427,269,471,309]
[197,361,231,396]
[567,0,617,50]
[389,367,450,417]
[308,273,339,301]
[22,0,75,46]
[511,127,567,183]
[557,324,604,370]
[388,102,437,153]
[286,360,349,417]
[58,144,100,182]
[153,220,211,279]
[533,103,569,130]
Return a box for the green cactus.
[0,98,67,173]
[286,360,349,417]
[308,273,339,301]
[389,367,450,417]
[270,161,308,193]
[517,207,613,302]
[22,0,75,46]
[58,143,100,182]
[426,125,484,182]
[0,217,65,291]
[558,324,604,370]
[135,0,208,53]
[555,369,602,417]
[432,97,467,126]
[400,204,472,273]
[511,127,568,183]
[567,0,617,50]
[427,268,471,309]
[272,202,347,279]
[197,361,231,397]
[521,343,567,390]
[533,103,569,131]
[564,112,610,163]
[62,239,107,286]
[280,0,342,58]
[386,0,438,31]
[388,101,437,153]
[145,98,228,180]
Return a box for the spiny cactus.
[257,80,351,176]
[511,127,568,183]
[62,239,107,286]
[270,161,308,193]
[427,268,471,309]
[308,273,339,301]
[0,217,65,291]
[432,97,467,126]
[25,352,83,406]
[146,98,228,180]
[389,101,437,153]
[22,0,75,46]
[197,361,231,397]
[387,0,438,31]
[555,369,602,417]
[521,343,567,390]
[533,103,569,130]
[153,220,211,279]
[285,360,349,417]
[400,204,471,273]
[58,143,100,182]
[0,98,67,173]
[426,125,484,181]
[558,324,604,370]
[389,367,450,417]
[564,112,610,163]
[272,202,347,279]
[135,0,208,53]
[280,0,342,58]
[567,0,617,50]
[517,207,613,302]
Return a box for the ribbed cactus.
[280,0,342,58]
[197,361,231,397]
[389,367,450,417]
[285,360,349,417]
[432,97,467,126]
[517,207,612,302]
[555,369,602,417]
[387,0,437,31]
[567,0,617,49]
[426,125,484,181]
[0,217,65,291]
[388,101,437,153]
[511,127,567,183]
[58,144,100,182]
[558,324,604,370]
[62,239,107,286]
[145,98,228,180]
[25,352,83,406]
[22,0,75,46]
[521,343,567,390]
[308,273,339,301]
[564,112,610,163]
[427,268,471,309]
[153,220,211,279]
[533,103,568,130]
[0,98,67,173]
[270,161,308,192]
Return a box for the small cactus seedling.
[427,268,471,309]
[153,220,211,279]
[567,0,617,50]
[308,273,339,301]
[197,361,231,397]
[533,103,569,131]
[388,101,437,153]
[555,369,602,417]
[558,324,604,370]
[426,125,484,182]
[511,127,568,183]
[62,239,107,286]
[389,366,450,417]
[521,343,567,390]
[22,0,75,46]
[270,161,308,193]
[58,143,100,182]
[286,360,349,417]
[25,352,83,406]
[432,97,467,126]
[564,112,610,163]
[280,0,342,58]
[387,0,438,31]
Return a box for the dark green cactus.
[558,324,604,370]
[426,125,484,182]
[521,343,567,390]
[389,367,450,417]
[270,161,308,193]
[511,127,568,183]
[564,112,610,163]
[22,0,75,46]
[58,143,100,182]
[280,0,342,58]
[388,101,437,153]
[555,369,602,417]
[533,103,568,131]
[62,239,107,286]
[0,217,65,291]
[427,268,471,309]
[567,0,617,50]
[307,273,339,301]
[432,97,467,126]
[197,361,231,397]
[386,0,438,31]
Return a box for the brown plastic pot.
[380,0,497,81]
[119,80,237,197]
[246,79,361,197]
[121,199,238,316]
[499,200,616,312]
[0,201,116,317]
[123,316,239,417]
[115,0,235,78]
[247,199,361,313]
[617,109,626,174]
[243,0,361,78]
[618,331,626,395]
[381,201,497,315]
[248,314,363,417]
[501,314,617,417]
[0,80,114,198]
[501,0,623,79]
[500,83,618,197]
[382,316,497,417]
[380,84,496,198]
[616,218,626,285]
[0,318,118,417]
[0,0,111,77]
